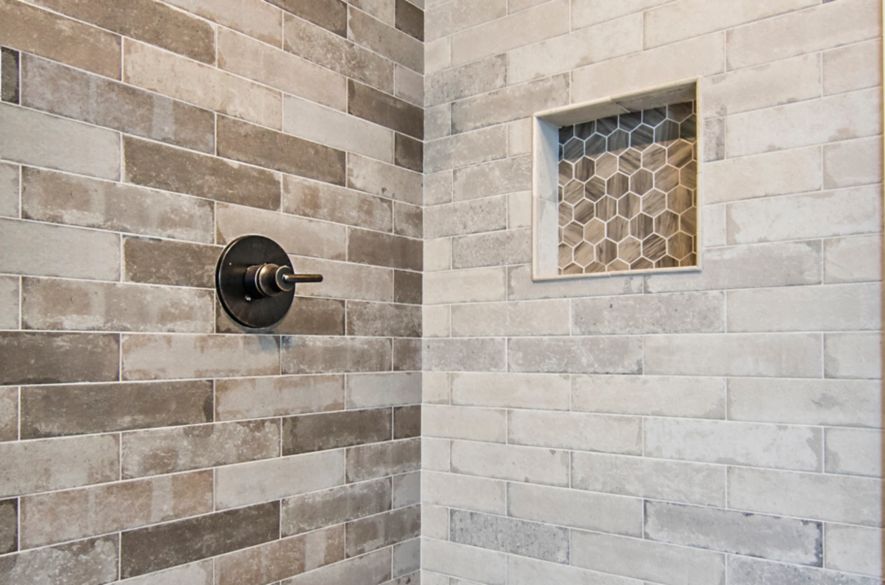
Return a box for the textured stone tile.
[0,0,120,78]
[729,467,881,527]
[121,419,279,478]
[825,524,882,577]
[394,269,422,304]
[125,39,281,128]
[509,337,642,374]
[215,450,344,509]
[426,55,504,107]
[0,434,118,497]
[451,229,530,269]
[0,499,15,553]
[124,137,280,209]
[280,547,391,585]
[729,554,879,585]
[424,196,507,238]
[703,146,822,205]
[0,161,17,218]
[421,539,505,585]
[215,375,344,421]
[352,0,395,26]
[422,437,451,472]
[425,125,508,173]
[0,102,119,179]
[349,7,422,72]
[217,295,345,336]
[219,28,345,110]
[281,336,391,374]
[573,375,725,418]
[573,292,723,335]
[572,452,726,506]
[453,156,530,201]
[286,255,394,302]
[282,478,391,536]
[118,561,214,585]
[283,408,391,454]
[423,405,505,442]
[825,332,881,379]
[22,55,214,153]
[510,410,641,454]
[422,470,505,514]
[22,168,213,243]
[509,482,641,536]
[395,0,423,40]
[825,428,881,477]
[391,471,419,507]
[348,229,422,271]
[450,509,568,563]
[21,380,212,439]
[21,471,213,548]
[425,0,505,42]
[346,438,420,482]
[394,134,422,172]
[645,501,821,565]
[164,0,282,45]
[283,14,394,93]
[392,334,422,370]
[571,0,670,29]
[346,301,420,338]
[348,154,422,205]
[0,332,119,386]
[823,38,882,95]
[0,535,118,585]
[270,0,347,35]
[423,237,452,272]
[0,387,17,442]
[123,237,218,288]
[728,378,880,427]
[216,202,345,261]
[453,74,568,134]
[215,525,344,585]
[824,136,882,194]
[348,80,423,139]
[423,338,506,371]
[451,440,568,486]
[727,89,880,157]
[451,372,570,410]
[23,278,214,333]
[0,276,17,330]
[508,264,643,300]
[571,530,725,585]
[122,334,280,380]
[507,555,641,585]
[645,333,821,377]
[421,506,448,540]
[120,502,279,578]
[346,372,420,408]
[284,175,392,232]
[2,46,20,103]
[346,505,420,556]
[726,0,879,69]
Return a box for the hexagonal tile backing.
[558,101,697,274]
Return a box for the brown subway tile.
[121,419,280,478]
[218,116,346,186]
[281,336,392,374]
[0,332,119,386]
[395,0,424,40]
[349,7,422,72]
[124,136,281,210]
[215,374,344,421]
[1,47,18,104]
[347,301,421,337]
[21,380,212,439]
[268,0,347,36]
[22,278,214,333]
[394,270,422,305]
[282,175,393,232]
[121,502,280,578]
[123,237,218,288]
[23,168,214,243]
[345,505,420,557]
[21,55,214,153]
[348,80,423,139]
[20,471,213,549]
[282,408,392,455]
[163,0,282,46]
[394,405,420,439]
[217,296,345,335]
[281,478,391,536]
[31,0,215,63]
[215,525,344,585]
[393,338,421,371]
[346,438,420,482]
[393,203,422,238]
[395,133,423,172]
[348,228,422,271]
[0,0,120,78]
[0,434,119,497]
[0,499,15,554]
[0,535,118,585]
[0,387,16,442]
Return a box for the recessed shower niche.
[532,80,701,280]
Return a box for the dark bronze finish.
[216,235,324,329]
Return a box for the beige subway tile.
[645,333,821,377]
[507,555,642,585]
[286,255,393,302]
[0,162,17,218]
[452,74,568,134]
[0,536,118,585]
[425,39,451,79]
[573,292,724,334]
[423,405,505,442]
[453,156,530,202]
[0,434,119,497]
[424,196,507,238]
[425,125,508,173]
[825,332,881,379]
[510,410,642,454]
[422,471,505,513]
[0,331,119,386]
[21,471,212,548]
[348,154,422,205]
[281,478,390,536]
[349,7,422,72]
[426,55,506,107]
[164,0,282,45]
[0,102,119,179]
[823,136,882,189]
[121,419,280,478]
[825,524,883,577]
[423,237,452,271]
[394,64,423,106]
[726,0,879,70]
[424,267,506,304]
[425,0,506,42]
[346,301,421,337]
[421,539,506,585]
[573,375,726,418]
[825,235,882,284]
[0,276,17,330]
[571,0,671,30]
[117,560,213,585]
[218,28,345,110]
[215,374,344,421]
[509,337,643,374]
[703,146,821,205]
[283,175,392,232]
[451,440,569,486]
[352,0,396,26]
[728,378,881,427]
[824,38,882,95]
[825,428,881,477]
[346,372,421,407]
[451,299,567,336]
[423,338,506,371]
[281,548,391,585]
[451,372,570,410]
[281,336,391,374]
[124,40,281,129]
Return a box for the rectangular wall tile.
[451,440,569,486]
[348,80,423,139]
[422,471,505,514]
[423,405,506,442]
[573,375,725,418]
[824,428,881,477]
[346,438,420,482]
[348,229,422,271]
[426,55,505,107]
[509,337,643,374]
[0,499,14,554]
[163,0,282,45]
[286,255,394,302]
[703,146,822,204]
[451,229,530,269]
[824,38,882,95]
[281,547,391,585]
[215,374,344,421]
[423,338,506,371]
[283,175,393,232]
[283,408,391,454]
[825,332,881,379]
[450,509,568,563]
[349,7,422,72]
[452,74,568,134]
[346,301,421,337]
[271,0,347,36]
[825,524,882,577]
[346,372,421,407]
[0,161,18,218]
[345,505,420,557]
[0,276,18,330]
[451,372,571,410]
[573,292,724,334]
[347,154,422,205]
[0,332,119,386]
[123,237,218,288]
[823,136,882,190]
[510,410,642,454]
[0,536,118,585]
[281,336,391,374]
[728,556,879,585]
[421,539,505,585]
[282,478,391,536]
[0,387,17,442]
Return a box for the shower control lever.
[244,263,323,298]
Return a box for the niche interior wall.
[0,0,424,583]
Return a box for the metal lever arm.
[245,263,323,298]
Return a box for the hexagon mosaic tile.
[557,101,697,275]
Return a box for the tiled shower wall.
[0,0,423,583]
[422,1,882,584]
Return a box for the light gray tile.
[572,292,724,334]
[509,337,643,374]
[451,440,569,486]
[728,555,879,585]
[825,332,881,379]
[825,524,882,577]
[573,375,725,418]
[508,482,641,536]
[422,470,505,514]
[825,427,882,477]
[509,410,641,454]
[450,509,568,563]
